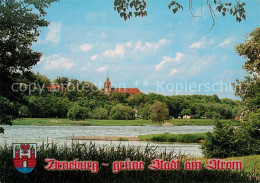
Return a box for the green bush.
[139,133,207,143]
[202,121,260,158]
[67,104,89,120]
[19,105,31,118]
[150,101,169,123]
[92,107,108,119]
[110,104,134,120]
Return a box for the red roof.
[112,88,141,94]
[46,85,62,89]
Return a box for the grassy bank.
[0,143,258,182]
[138,133,207,143]
[192,155,260,173]
[12,118,239,126]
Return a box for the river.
[0,125,214,156]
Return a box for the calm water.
[0,125,214,156]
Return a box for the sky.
[32,0,260,99]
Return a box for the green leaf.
[172,8,178,14]
[120,12,125,17]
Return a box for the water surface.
[0,125,214,156]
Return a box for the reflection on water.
[0,125,214,157]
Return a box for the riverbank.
[13,118,239,126]
[192,155,260,173]
[71,136,139,141]
[138,133,207,143]
[71,133,207,143]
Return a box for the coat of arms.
[13,143,37,173]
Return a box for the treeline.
[17,73,241,121]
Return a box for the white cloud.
[91,54,98,61]
[189,41,202,49]
[101,39,168,59]
[134,39,167,52]
[170,69,178,75]
[126,41,133,48]
[155,52,184,70]
[81,63,91,70]
[188,38,215,49]
[218,38,231,47]
[96,66,107,72]
[43,55,75,70]
[45,23,62,44]
[189,55,216,75]
[80,43,92,52]
[104,44,125,58]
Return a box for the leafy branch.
[114,0,246,31]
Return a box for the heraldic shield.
[13,143,37,173]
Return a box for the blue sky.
[32,0,260,99]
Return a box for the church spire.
[107,72,109,80]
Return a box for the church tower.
[104,73,111,95]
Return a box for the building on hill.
[104,74,141,95]
[46,84,64,92]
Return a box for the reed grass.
[138,133,207,143]
[0,142,258,183]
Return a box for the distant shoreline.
[70,136,139,141]
[12,118,240,126]
[70,133,207,143]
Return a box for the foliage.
[110,104,134,120]
[0,0,58,127]
[19,105,31,118]
[92,107,108,119]
[67,104,90,120]
[18,79,241,120]
[139,133,207,143]
[203,28,260,158]
[150,101,169,123]
[53,77,69,85]
[114,0,246,31]
[139,104,151,120]
[233,27,260,115]
[235,27,260,74]
[0,95,18,125]
[13,118,239,126]
[242,111,260,140]
[202,121,259,158]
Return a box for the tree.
[114,0,246,31]
[67,104,89,120]
[150,101,169,123]
[92,107,108,119]
[140,104,151,120]
[203,28,260,158]
[181,109,191,116]
[233,27,260,115]
[202,121,259,158]
[0,0,58,131]
[110,104,134,120]
[53,77,69,85]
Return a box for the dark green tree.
[67,104,89,121]
[233,27,260,115]
[150,101,169,123]
[110,104,134,120]
[92,107,108,119]
[0,0,58,132]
